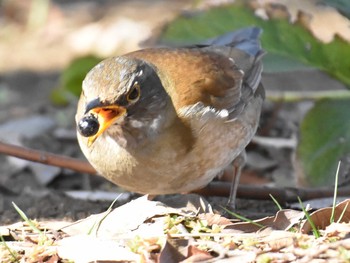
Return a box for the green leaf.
[160,3,350,85]
[297,99,350,186]
[51,55,102,105]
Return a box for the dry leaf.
[324,222,350,238]
[181,245,213,262]
[157,194,213,214]
[60,195,204,238]
[258,229,296,250]
[159,239,188,263]
[301,199,350,233]
[198,213,232,227]
[224,209,305,233]
[57,235,140,262]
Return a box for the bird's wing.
[127,26,264,121]
[127,45,263,121]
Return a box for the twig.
[0,141,348,203]
[194,182,350,203]
[0,141,96,174]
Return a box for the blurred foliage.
[297,99,350,186]
[161,3,350,86]
[51,56,102,106]
[28,0,50,30]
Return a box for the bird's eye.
[127,83,141,103]
[78,115,100,137]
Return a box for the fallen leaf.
[324,222,350,238]
[57,235,140,263]
[258,229,296,251]
[198,213,232,227]
[60,195,202,238]
[181,245,213,262]
[301,199,350,233]
[159,238,188,263]
[156,194,213,214]
[224,209,305,233]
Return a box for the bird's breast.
[79,95,263,195]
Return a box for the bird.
[76,27,265,207]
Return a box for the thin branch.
[0,141,348,203]
[0,141,96,175]
[194,182,350,203]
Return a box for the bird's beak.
[87,105,126,147]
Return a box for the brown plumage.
[76,27,265,205]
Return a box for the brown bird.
[76,27,264,206]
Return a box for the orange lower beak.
[87,105,126,147]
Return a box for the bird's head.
[76,56,171,147]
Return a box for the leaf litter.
[1,195,350,262]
